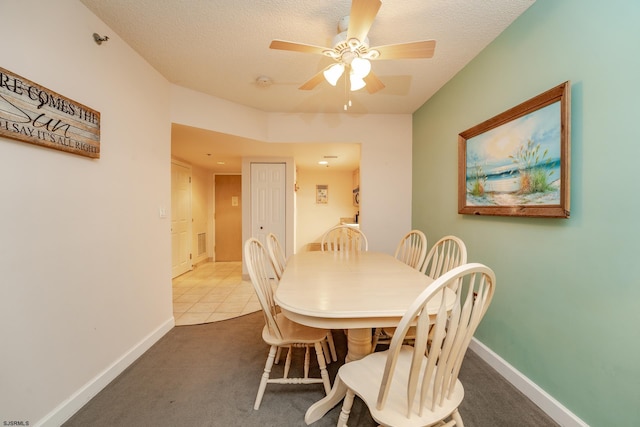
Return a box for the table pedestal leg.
[304,328,372,424]
[345,328,372,362]
[305,375,348,425]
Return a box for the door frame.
[241,157,295,276]
[171,159,193,278]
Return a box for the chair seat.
[338,346,464,427]
[262,313,330,346]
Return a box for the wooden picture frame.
[458,81,571,218]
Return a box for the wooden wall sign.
[0,66,100,158]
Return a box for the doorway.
[214,174,242,261]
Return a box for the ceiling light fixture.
[321,21,377,111]
[349,74,366,91]
[350,57,371,79]
[269,1,438,109]
[322,24,372,97]
[323,64,345,86]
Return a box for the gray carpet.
[64,312,559,426]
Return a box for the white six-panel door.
[251,163,286,252]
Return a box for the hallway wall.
[1,1,173,424]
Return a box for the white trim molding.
[469,338,589,427]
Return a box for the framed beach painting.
[458,81,571,218]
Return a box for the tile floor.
[172,261,261,326]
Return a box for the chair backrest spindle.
[421,236,467,291]
[266,232,287,280]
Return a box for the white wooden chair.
[320,224,368,356]
[265,232,290,363]
[266,232,287,280]
[372,230,428,350]
[324,263,495,427]
[244,238,332,410]
[266,232,338,363]
[321,225,368,252]
[394,230,428,270]
[373,235,468,350]
[421,235,468,284]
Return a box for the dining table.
[274,250,455,424]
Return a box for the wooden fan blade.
[364,72,385,94]
[347,0,382,45]
[269,39,330,56]
[299,70,327,91]
[370,40,436,60]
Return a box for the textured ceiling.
[80,0,535,171]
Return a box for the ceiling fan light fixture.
[332,31,348,49]
[268,0,435,104]
[324,63,345,86]
[347,38,363,51]
[332,31,369,53]
[338,16,350,33]
[364,49,380,60]
[350,57,371,78]
[349,73,366,91]
[323,49,340,59]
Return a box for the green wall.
[412,1,640,426]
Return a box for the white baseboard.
[469,338,589,427]
[36,317,175,427]
[193,257,213,268]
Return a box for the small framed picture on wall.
[316,185,328,204]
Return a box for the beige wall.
[171,85,414,255]
[1,1,173,424]
[295,168,358,253]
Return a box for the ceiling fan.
[269,0,436,98]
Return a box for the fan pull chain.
[344,75,348,110]
[343,72,352,111]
